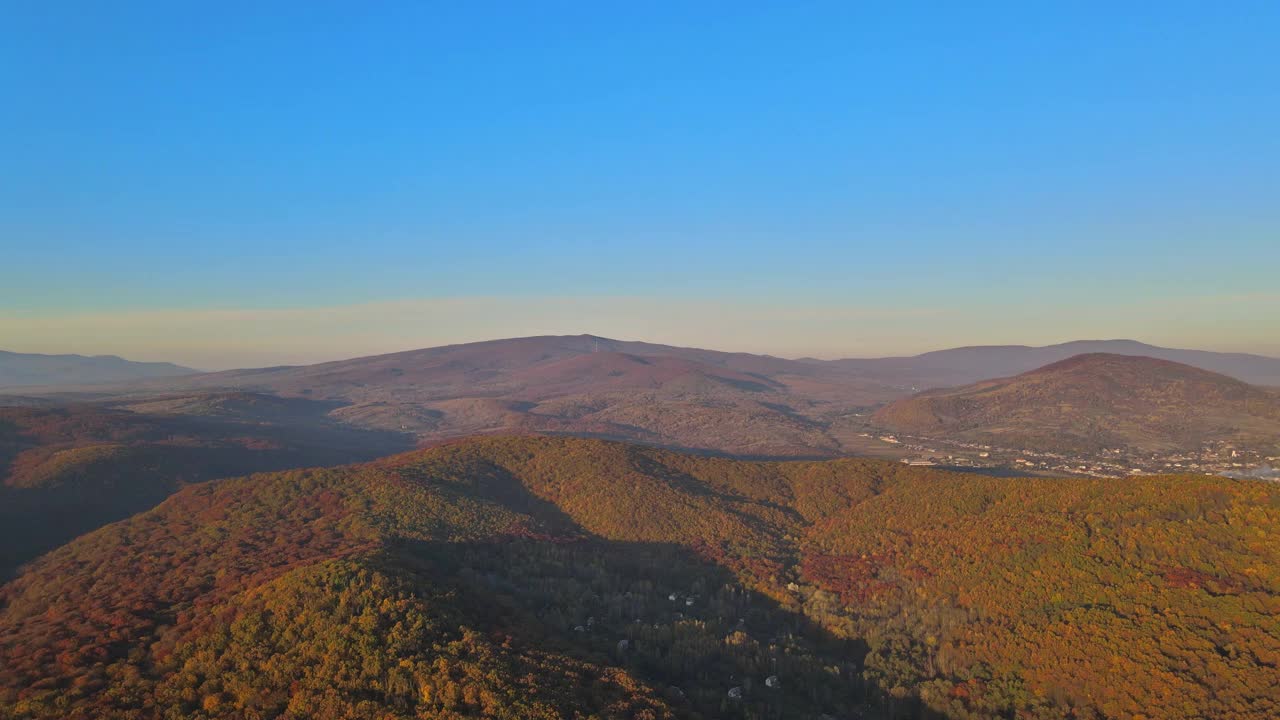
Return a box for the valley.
[842,427,1279,479]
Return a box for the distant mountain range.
[13,335,896,457]
[0,350,196,388]
[6,335,1280,458]
[874,353,1280,453]
[823,339,1280,388]
[13,336,1280,393]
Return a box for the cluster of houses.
[875,431,1277,480]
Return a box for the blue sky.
[2,2,1277,366]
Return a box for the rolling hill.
[0,350,196,388]
[0,398,410,579]
[827,339,1280,388]
[1,435,1276,720]
[873,353,1280,453]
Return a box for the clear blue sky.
[2,2,1278,365]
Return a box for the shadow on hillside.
[371,438,948,717]
[0,418,415,582]
[534,429,849,462]
[627,449,812,530]
[381,536,947,720]
[400,458,951,718]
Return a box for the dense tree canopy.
[1,436,1276,719]
[0,403,406,579]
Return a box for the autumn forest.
[2,436,1275,720]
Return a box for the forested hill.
[874,353,1280,452]
[0,401,409,579]
[2,435,1277,720]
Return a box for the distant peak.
[1032,352,1172,370]
[1054,339,1152,349]
[574,333,624,345]
[1024,352,1238,383]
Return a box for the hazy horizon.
[4,4,1277,368]
[4,293,1279,371]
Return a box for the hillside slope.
[831,339,1280,388]
[873,353,1280,453]
[2,435,1277,720]
[0,399,409,579]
